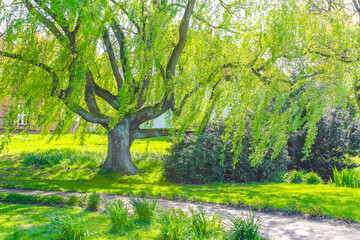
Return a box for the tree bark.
[100,121,139,175]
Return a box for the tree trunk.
[100,121,139,175]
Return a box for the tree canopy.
[0,0,359,174]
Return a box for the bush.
[129,197,157,223]
[49,210,93,240]
[164,121,289,184]
[39,195,66,206]
[105,199,132,233]
[156,208,191,240]
[66,195,81,207]
[87,192,101,211]
[285,170,306,184]
[225,211,265,240]
[332,166,360,188]
[4,193,38,204]
[303,172,323,185]
[288,107,360,179]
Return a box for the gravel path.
[1,188,359,240]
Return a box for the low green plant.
[236,199,247,207]
[156,192,165,199]
[67,195,81,207]
[156,208,191,240]
[105,199,133,233]
[333,166,360,188]
[48,209,93,240]
[40,195,66,206]
[129,197,157,223]
[303,172,323,185]
[188,206,222,238]
[306,203,324,217]
[285,201,303,213]
[180,193,188,201]
[4,193,38,204]
[78,194,88,207]
[225,211,265,240]
[191,196,200,202]
[285,170,306,184]
[172,193,180,200]
[87,192,101,211]
[140,190,150,197]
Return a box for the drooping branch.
[23,0,65,43]
[0,50,111,125]
[102,29,124,91]
[133,128,193,139]
[353,0,360,14]
[110,0,141,33]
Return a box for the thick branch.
[93,83,120,110]
[102,29,124,90]
[110,22,134,84]
[166,0,196,80]
[85,70,102,115]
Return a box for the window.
[17,105,27,126]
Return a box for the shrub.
[66,195,81,207]
[225,211,265,240]
[188,206,222,238]
[285,170,306,184]
[87,192,101,211]
[332,166,360,188]
[156,208,191,240]
[48,210,93,240]
[164,120,289,184]
[105,199,132,233]
[4,193,38,204]
[129,197,157,223]
[303,172,323,185]
[288,107,360,179]
[39,195,66,206]
[171,193,180,201]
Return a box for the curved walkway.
[1,188,359,240]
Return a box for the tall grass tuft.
[333,166,360,188]
[129,197,157,223]
[188,206,222,238]
[105,199,132,233]
[22,148,105,168]
[225,211,264,240]
[48,210,93,240]
[156,208,191,240]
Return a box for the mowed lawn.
[0,134,360,221]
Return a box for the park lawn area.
[0,203,159,240]
[0,134,360,222]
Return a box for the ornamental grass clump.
[48,210,93,240]
[188,206,222,238]
[129,197,157,223]
[333,166,360,188]
[156,208,191,240]
[105,199,133,233]
[225,211,265,240]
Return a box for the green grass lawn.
[0,203,160,240]
[0,134,360,222]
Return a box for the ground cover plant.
[1,134,360,222]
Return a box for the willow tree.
[0,0,356,174]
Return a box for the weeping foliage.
[0,0,358,168]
